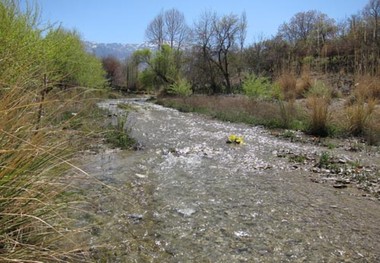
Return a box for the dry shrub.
[346,98,376,137]
[305,81,332,136]
[276,72,297,100]
[354,75,380,101]
[163,95,281,126]
[365,117,380,145]
[306,96,330,136]
[297,71,312,96]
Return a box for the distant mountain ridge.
[84,41,156,61]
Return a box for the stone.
[234,231,250,238]
[336,178,350,184]
[135,173,147,178]
[176,208,196,217]
[333,184,347,189]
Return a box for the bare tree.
[146,9,189,50]
[192,10,218,92]
[192,11,247,93]
[145,11,165,49]
[164,8,189,50]
[238,11,247,52]
[363,0,380,41]
[212,14,240,93]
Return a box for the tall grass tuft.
[0,0,107,261]
[346,98,376,137]
[297,70,312,96]
[305,81,331,137]
[0,87,94,262]
[278,99,298,129]
[276,72,297,100]
[354,75,380,100]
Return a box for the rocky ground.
[76,98,380,262]
[271,129,380,200]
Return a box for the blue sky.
[33,0,368,44]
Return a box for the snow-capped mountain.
[84,41,157,60]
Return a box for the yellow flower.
[227,134,244,145]
[228,134,237,142]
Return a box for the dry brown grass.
[297,71,312,96]
[306,96,330,136]
[0,86,103,262]
[354,75,380,100]
[186,95,280,119]
[159,95,302,129]
[346,98,377,137]
[276,70,313,101]
[276,72,297,100]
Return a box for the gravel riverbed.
[78,98,380,262]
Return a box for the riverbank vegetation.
[1,0,379,259]
[107,0,380,144]
[0,0,108,261]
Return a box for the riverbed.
[78,98,380,262]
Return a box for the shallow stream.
[79,98,380,262]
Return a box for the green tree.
[43,27,105,89]
[133,45,182,92]
[0,0,43,87]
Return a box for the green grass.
[105,117,136,150]
[289,154,307,163]
[318,151,332,169]
[117,103,138,112]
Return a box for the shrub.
[276,72,297,100]
[346,98,376,137]
[138,69,156,92]
[354,75,380,100]
[305,81,331,136]
[242,74,273,100]
[306,80,331,99]
[297,71,312,96]
[318,151,331,168]
[167,78,193,97]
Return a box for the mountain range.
[84,41,156,61]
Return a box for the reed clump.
[1,0,106,261]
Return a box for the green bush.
[43,27,106,88]
[242,74,273,100]
[168,78,192,97]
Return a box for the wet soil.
[78,98,380,262]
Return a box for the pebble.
[333,184,347,189]
[176,208,196,217]
[135,173,147,178]
[234,231,251,238]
